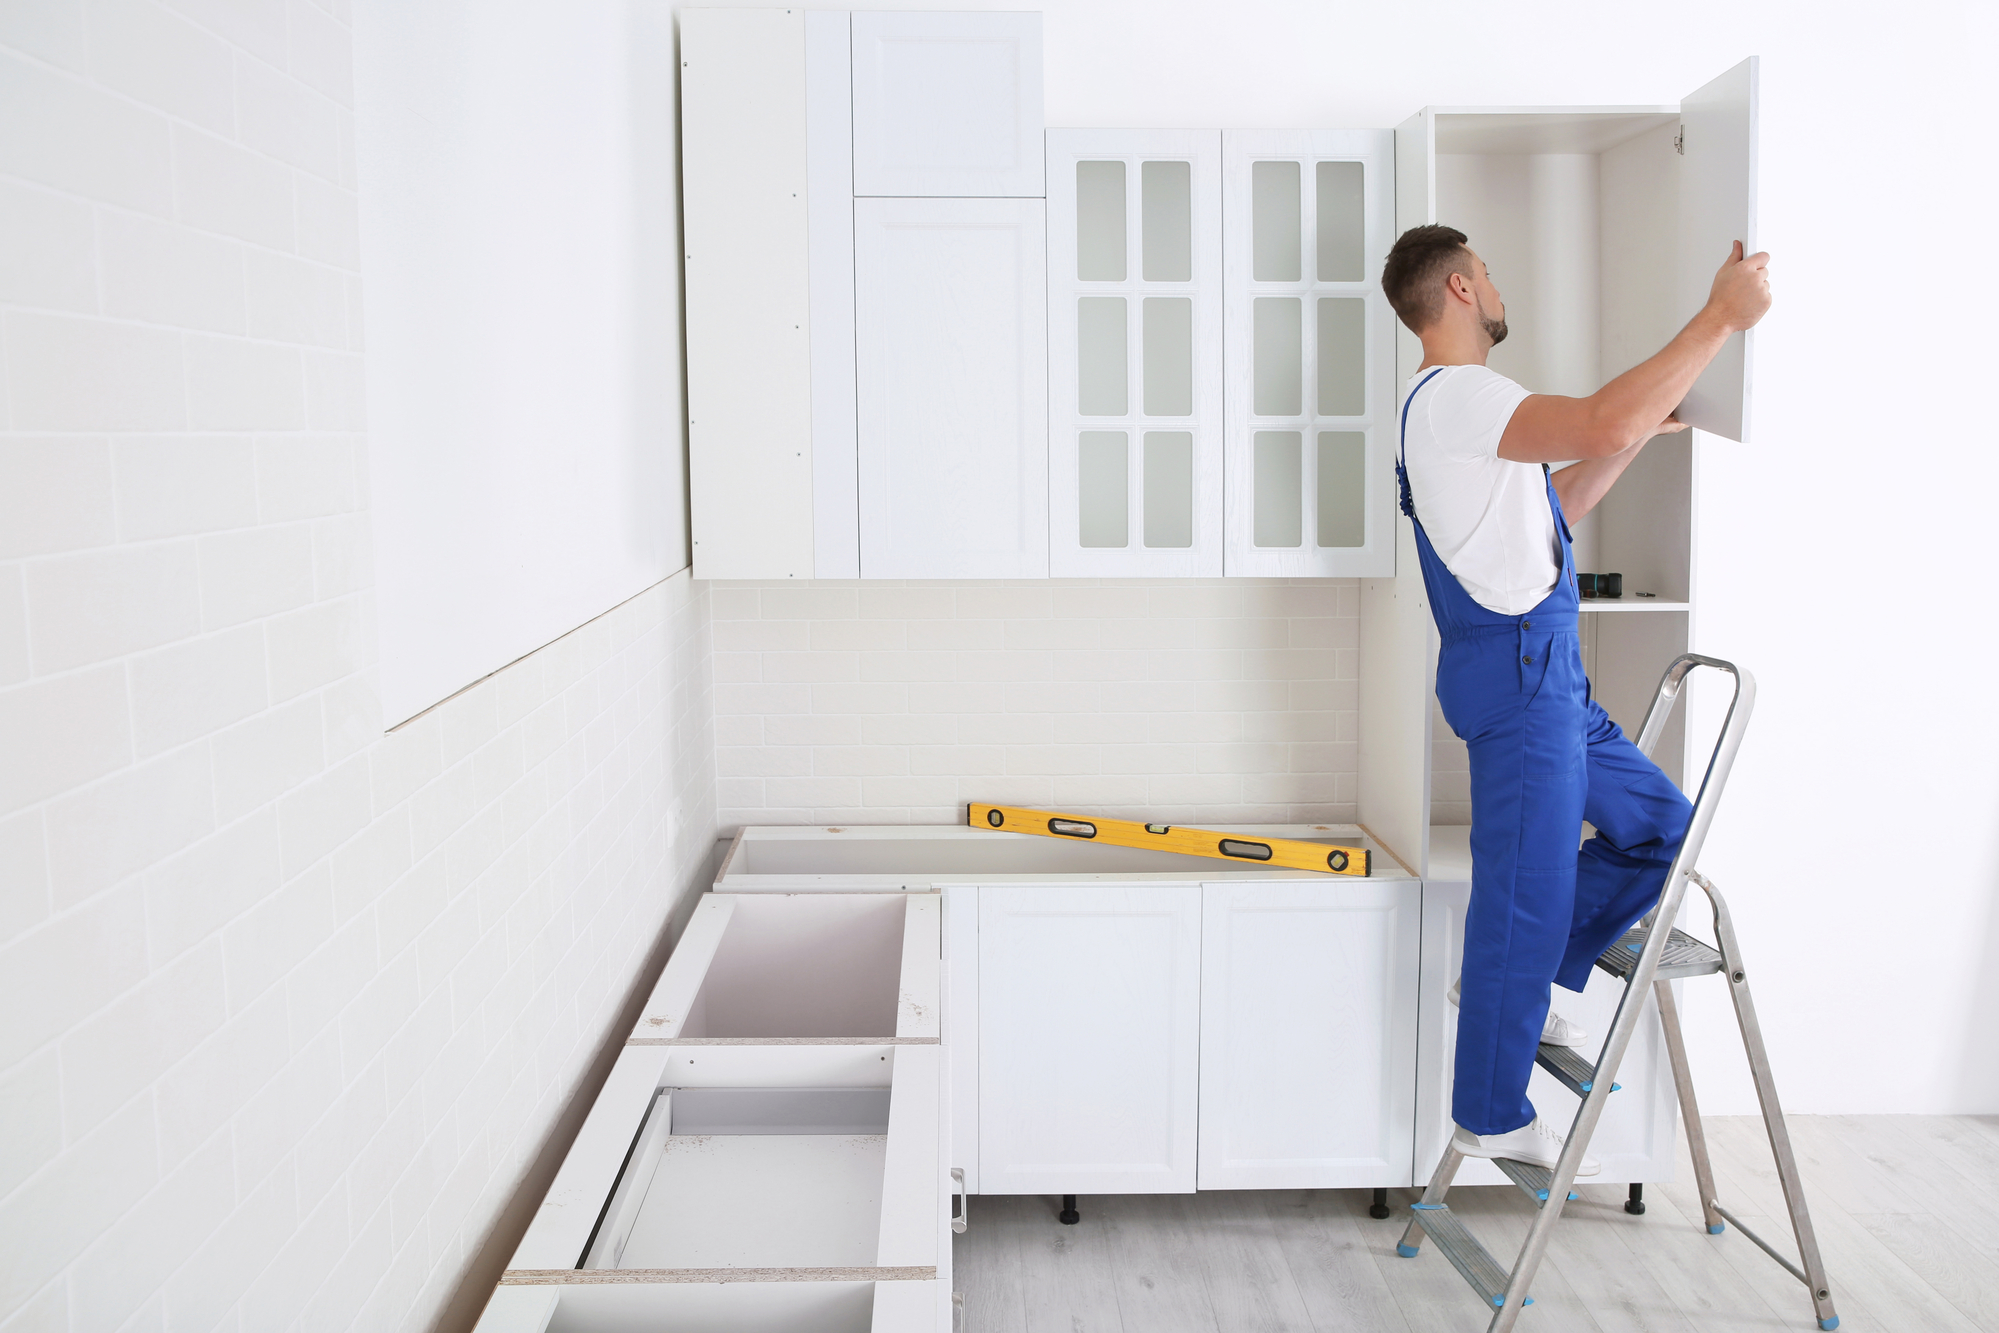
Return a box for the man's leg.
[1555,700,1695,992]
[1447,646,1589,1136]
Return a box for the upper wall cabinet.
[1046,130,1224,577]
[851,12,1045,197]
[1223,131,1397,578]
[683,10,1050,580]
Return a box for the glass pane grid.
[1241,153,1375,551]
[1064,149,1212,558]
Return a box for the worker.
[1381,226,1771,1171]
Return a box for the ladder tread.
[1493,1156,1576,1204]
[1595,924,1725,981]
[1534,1041,1609,1098]
[1406,1203,1515,1308]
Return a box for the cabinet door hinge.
[1674,125,1685,155]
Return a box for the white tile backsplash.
[0,15,719,1333]
[712,578,1361,828]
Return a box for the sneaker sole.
[1451,1136,1601,1176]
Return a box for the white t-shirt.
[1400,365,1558,616]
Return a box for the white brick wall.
[712,579,1360,829]
[0,7,714,1331]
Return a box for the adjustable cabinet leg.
[1370,1187,1390,1219]
[1626,1183,1646,1215]
[1059,1195,1079,1225]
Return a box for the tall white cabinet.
[683,9,1046,581]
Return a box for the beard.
[1477,302,1508,347]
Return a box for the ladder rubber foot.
[1708,1223,1725,1234]
[1396,1243,1420,1258]
[1819,1319,1838,1330]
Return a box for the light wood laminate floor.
[955,1116,1999,1333]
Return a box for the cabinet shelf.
[1578,599,1690,612]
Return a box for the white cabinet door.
[851,11,1043,198]
[855,198,1048,578]
[1197,881,1419,1189]
[977,884,1200,1194]
[1222,130,1397,577]
[1676,57,1759,443]
[1046,130,1224,576]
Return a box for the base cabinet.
[970,877,1423,1196]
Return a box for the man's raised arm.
[1497,243,1773,464]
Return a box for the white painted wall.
[0,3,716,1330]
[354,0,687,726]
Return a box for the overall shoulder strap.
[1396,367,1448,520]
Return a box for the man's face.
[1466,250,1509,347]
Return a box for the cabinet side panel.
[1675,57,1759,442]
[682,9,815,578]
[855,198,1048,578]
[1358,518,1432,877]
[806,11,859,578]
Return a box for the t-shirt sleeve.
[1429,367,1533,462]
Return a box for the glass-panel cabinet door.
[1047,130,1224,576]
[1222,131,1395,576]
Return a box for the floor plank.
[1263,1189,1412,1333]
[952,1117,1999,1333]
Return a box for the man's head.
[1381,224,1508,349]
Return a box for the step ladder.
[1396,654,1839,1332]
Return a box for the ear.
[1444,270,1477,306]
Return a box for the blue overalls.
[1398,368,1694,1137]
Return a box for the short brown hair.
[1382,224,1474,333]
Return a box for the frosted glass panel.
[1078,297,1127,416]
[1141,160,1192,282]
[1143,432,1193,548]
[1316,298,1366,415]
[1315,161,1365,282]
[1143,298,1193,417]
[1316,431,1365,547]
[1253,431,1302,547]
[1076,161,1126,281]
[1078,431,1129,547]
[1251,161,1301,282]
[1253,297,1301,416]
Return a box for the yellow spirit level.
[968,803,1369,876]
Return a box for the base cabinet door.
[977,883,1200,1193]
[1197,880,1419,1189]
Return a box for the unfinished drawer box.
[477,891,949,1333]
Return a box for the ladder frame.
[1396,654,1839,1332]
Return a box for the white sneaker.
[1453,1115,1601,1176]
[1448,978,1590,1048]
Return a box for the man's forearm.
[1551,438,1648,521]
[1583,311,1731,448]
